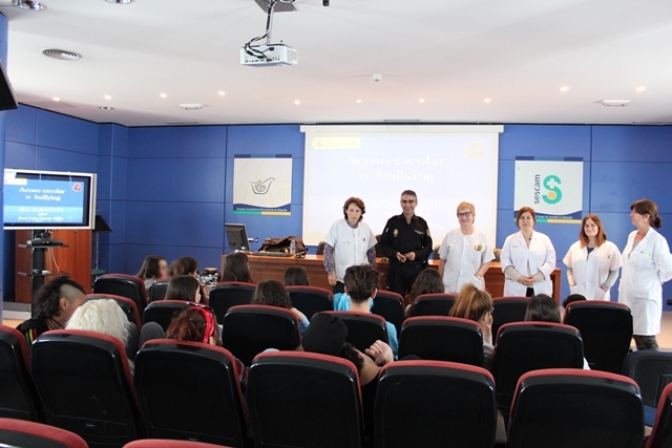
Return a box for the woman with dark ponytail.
[619,199,672,350]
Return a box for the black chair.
[491,296,528,343]
[315,240,326,256]
[563,300,633,373]
[507,369,644,448]
[0,325,43,422]
[411,293,457,317]
[648,382,672,448]
[31,330,142,448]
[326,311,388,353]
[287,285,333,319]
[147,278,170,303]
[209,282,255,323]
[222,305,301,366]
[374,360,496,448]
[0,417,88,448]
[398,317,484,366]
[143,300,194,332]
[124,440,231,448]
[492,322,584,416]
[248,351,364,448]
[372,290,405,336]
[87,293,143,330]
[94,274,148,317]
[135,340,247,447]
[622,350,672,427]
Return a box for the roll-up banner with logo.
[233,154,293,216]
[514,157,583,224]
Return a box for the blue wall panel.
[500,125,592,160]
[226,125,304,157]
[5,105,37,145]
[128,126,227,158]
[4,141,36,169]
[35,147,98,173]
[592,126,672,162]
[35,110,98,154]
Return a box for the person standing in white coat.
[438,201,494,293]
[501,207,556,297]
[323,197,377,294]
[563,214,622,301]
[619,199,672,350]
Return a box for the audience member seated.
[65,298,137,369]
[526,294,590,370]
[252,280,310,334]
[403,268,445,317]
[449,284,494,370]
[136,255,168,289]
[284,266,310,286]
[166,275,206,305]
[333,265,399,359]
[165,305,247,390]
[222,252,253,283]
[562,293,587,310]
[169,256,199,277]
[300,312,394,440]
[16,277,87,350]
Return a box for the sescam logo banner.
[514,157,583,223]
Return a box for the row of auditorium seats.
[1,323,672,448]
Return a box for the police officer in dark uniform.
[377,190,432,297]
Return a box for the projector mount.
[243,0,294,63]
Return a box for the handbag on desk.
[259,236,307,255]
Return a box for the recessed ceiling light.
[419,98,425,103]
[636,86,646,92]
[159,93,167,98]
[294,100,300,105]
[560,86,569,92]
[179,104,204,110]
[42,49,81,61]
[484,98,491,103]
[218,91,225,97]
[98,106,114,110]
[104,94,112,100]
[105,0,132,3]
[52,97,60,102]
[356,99,362,104]
[19,0,45,10]
[601,100,630,107]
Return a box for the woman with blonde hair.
[449,283,494,369]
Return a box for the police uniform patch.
[393,229,398,237]
[427,229,431,237]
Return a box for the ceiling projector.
[240,44,298,67]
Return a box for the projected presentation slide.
[302,126,502,246]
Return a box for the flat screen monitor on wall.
[3,169,97,230]
[225,223,250,252]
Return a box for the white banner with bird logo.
[233,155,293,215]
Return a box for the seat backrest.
[491,296,529,343]
[563,301,633,373]
[371,290,405,336]
[648,382,672,448]
[94,274,148,312]
[0,417,88,448]
[209,282,255,323]
[0,325,43,422]
[398,317,484,367]
[31,330,141,447]
[622,350,672,409]
[315,240,326,256]
[87,293,143,330]
[326,311,388,353]
[222,305,301,366]
[493,322,584,412]
[508,369,644,448]
[286,285,333,319]
[135,340,247,447]
[248,351,364,448]
[412,293,457,317]
[124,440,230,448]
[143,300,194,332]
[375,360,496,448]
[146,278,170,303]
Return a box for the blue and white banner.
[233,154,293,216]
[514,157,583,223]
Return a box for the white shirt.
[619,228,672,335]
[438,227,494,293]
[501,231,556,297]
[563,241,622,301]
[324,219,377,282]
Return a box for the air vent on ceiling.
[601,100,630,107]
[42,49,81,61]
[29,101,77,109]
[179,104,204,110]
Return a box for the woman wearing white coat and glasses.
[619,199,672,350]
[501,206,556,297]
[562,214,622,301]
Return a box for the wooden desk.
[223,254,562,301]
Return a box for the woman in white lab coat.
[619,199,672,350]
[501,207,556,297]
[438,201,494,293]
[563,214,622,301]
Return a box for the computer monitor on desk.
[225,223,251,252]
